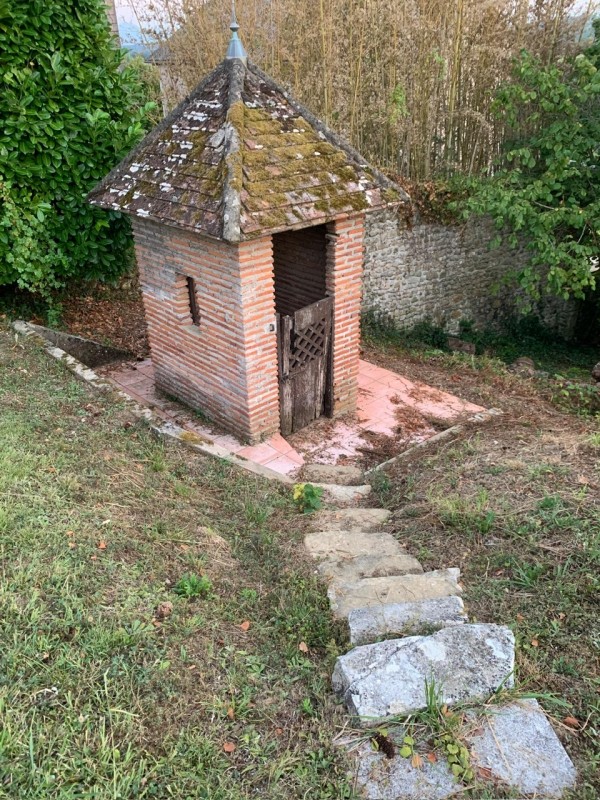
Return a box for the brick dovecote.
[132,213,365,443]
[133,218,280,443]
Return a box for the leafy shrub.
[0,0,155,297]
[293,483,324,514]
[173,574,213,599]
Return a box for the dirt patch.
[60,276,150,359]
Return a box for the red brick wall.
[326,214,365,416]
[132,219,280,443]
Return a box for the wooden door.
[278,296,333,436]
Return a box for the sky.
[115,1,141,25]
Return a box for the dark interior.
[272,225,328,317]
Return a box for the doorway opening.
[272,225,332,435]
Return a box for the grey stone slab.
[310,508,391,532]
[348,596,467,645]
[302,464,365,486]
[304,530,407,561]
[344,698,576,798]
[313,483,372,507]
[317,553,423,584]
[328,568,462,619]
[350,739,460,800]
[332,624,515,722]
[466,698,577,798]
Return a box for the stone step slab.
[304,530,408,561]
[317,553,424,584]
[301,464,365,486]
[348,596,467,645]
[313,483,372,507]
[310,508,391,532]
[332,623,515,722]
[464,698,576,798]
[346,698,575,799]
[328,568,461,619]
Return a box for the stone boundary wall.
[363,209,578,338]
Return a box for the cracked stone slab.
[466,698,577,798]
[317,553,423,584]
[305,530,408,561]
[301,464,365,485]
[346,698,576,799]
[313,483,372,506]
[328,568,461,619]
[349,737,461,800]
[348,596,467,645]
[310,508,391,532]
[332,624,514,722]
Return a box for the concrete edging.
[365,408,504,477]
[12,320,293,485]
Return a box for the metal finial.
[226,0,247,62]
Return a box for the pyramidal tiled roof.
[88,58,408,242]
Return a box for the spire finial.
[226,0,247,62]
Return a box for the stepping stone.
[301,464,365,486]
[317,552,423,584]
[304,530,408,560]
[349,733,461,799]
[332,623,514,722]
[348,596,467,645]
[347,699,576,799]
[328,568,461,619]
[310,508,391,532]
[313,483,372,507]
[465,698,577,798]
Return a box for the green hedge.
[0,0,155,296]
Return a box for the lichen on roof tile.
[88,59,408,242]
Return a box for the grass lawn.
[2,319,599,799]
[0,329,351,799]
[362,329,600,799]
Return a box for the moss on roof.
[88,59,408,242]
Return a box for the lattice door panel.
[289,316,328,371]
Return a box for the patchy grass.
[365,332,600,797]
[0,330,353,799]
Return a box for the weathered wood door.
[277,296,333,436]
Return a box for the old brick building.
[89,12,405,443]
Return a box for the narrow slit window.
[186,276,201,327]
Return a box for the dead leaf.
[275,727,283,736]
[531,638,539,647]
[516,613,525,622]
[222,741,236,754]
[441,705,451,717]
[155,601,173,621]
[426,752,437,764]
[66,530,75,538]
[298,641,309,653]
[227,706,235,720]
[563,716,580,730]
[98,540,107,550]
[411,754,423,769]
[68,542,76,549]
[577,475,590,485]
[558,612,566,620]
[477,766,493,780]
[239,620,251,632]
